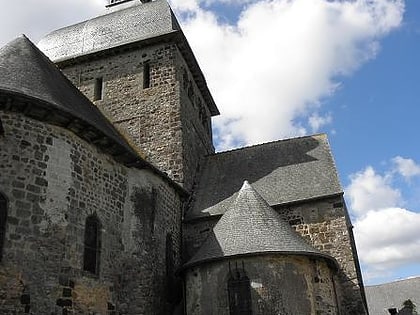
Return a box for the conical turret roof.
[0,35,189,190]
[184,181,337,269]
[0,35,133,152]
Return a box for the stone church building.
[0,0,368,314]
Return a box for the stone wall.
[0,111,182,314]
[184,255,338,315]
[182,217,220,262]
[275,196,367,314]
[177,52,214,189]
[183,195,367,314]
[59,42,215,191]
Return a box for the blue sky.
[329,0,420,284]
[173,0,420,286]
[0,0,419,286]
[330,0,420,179]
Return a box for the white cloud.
[346,166,401,215]
[0,0,106,48]
[171,0,200,11]
[346,160,420,284]
[354,207,420,268]
[171,0,404,149]
[392,156,420,179]
[1,0,404,149]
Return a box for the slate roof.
[0,36,135,155]
[365,277,420,315]
[183,181,337,269]
[38,0,219,116]
[186,134,342,220]
[38,0,178,62]
[0,35,187,195]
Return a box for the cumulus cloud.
[354,208,420,267]
[392,156,420,179]
[171,0,404,149]
[0,0,404,149]
[0,0,106,47]
[346,159,420,283]
[346,166,401,215]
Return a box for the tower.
[38,0,219,191]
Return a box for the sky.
[0,0,419,286]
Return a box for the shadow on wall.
[336,269,368,315]
[250,262,312,315]
[190,136,322,215]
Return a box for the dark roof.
[186,134,342,220]
[0,35,136,155]
[183,181,337,270]
[38,0,219,116]
[38,0,178,62]
[399,308,417,315]
[365,277,420,315]
[0,35,187,196]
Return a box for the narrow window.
[0,118,4,136]
[93,77,103,101]
[182,69,189,90]
[228,262,252,315]
[166,233,175,302]
[143,62,150,89]
[0,193,7,261]
[83,215,101,274]
[166,233,174,278]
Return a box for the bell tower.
[38,0,219,191]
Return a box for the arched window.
[83,215,101,274]
[0,193,7,261]
[228,262,252,315]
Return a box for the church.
[0,0,368,314]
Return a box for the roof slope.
[184,181,336,269]
[38,0,219,116]
[38,0,179,62]
[365,277,420,315]
[0,35,137,156]
[186,134,342,220]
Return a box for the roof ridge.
[366,276,420,288]
[212,133,327,157]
